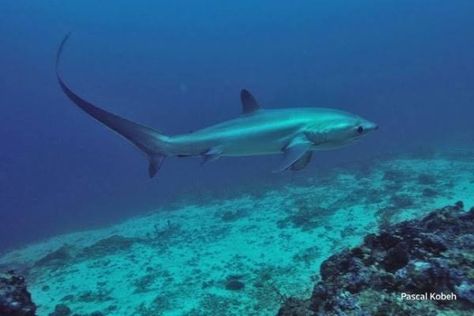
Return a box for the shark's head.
[305,109,378,149]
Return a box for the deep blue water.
[1,0,473,251]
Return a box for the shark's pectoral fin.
[201,147,222,165]
[290,151,313,171]
[274,136,313,172]
[240,89,261,114]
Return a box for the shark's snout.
[366,122,378,132]
[360,120,378,133]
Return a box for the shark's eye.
[357,126,364,134]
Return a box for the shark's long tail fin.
[56,34,169,178]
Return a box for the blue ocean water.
[1,0,473,252]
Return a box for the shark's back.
[169,107,352,156]
[192,107,350,135]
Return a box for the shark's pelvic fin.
[148,155,166,177]
[240,89,260,114]
[201,147,222,164]
[274,135,313,172]
[56,34,170,178]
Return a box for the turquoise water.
[1,0,473,250]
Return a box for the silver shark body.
[56,35,378,177]
[169,108,375,156]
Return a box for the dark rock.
[0,271,36,316]
[320,250,355,281]
[455,281,474,304]
[382,243,409,272]
[419,234,447,254]
[48,304,71,316]
[224,275,245,291]
[378,232,402,250]
[225,279,245,291]
[277,297,312,316]
[456,234,474,248]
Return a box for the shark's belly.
[170,127,296,157]
[216,124,300,156]
[220,137,284,156]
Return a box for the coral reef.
[0,271,36,316]
[278,202,474,315]
[278,204,332,231]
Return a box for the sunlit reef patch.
[215,208,249,222]
[292,247,322,267]
[277,204,332,231]
[382,168,408,182]
[81,235,138,258]
[417,173,438,186]
[134,295,172,316]
[422,187,439,198]
[1,151,473,315]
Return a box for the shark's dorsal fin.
[240,89,260,114]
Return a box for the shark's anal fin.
[274,135,313,172]
[240,89,260,114]
[290,151,313,171]
[201,147,222,165]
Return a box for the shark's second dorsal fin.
[240,89,260,114]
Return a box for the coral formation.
[0,271,36,316]
[48,304,71,316]
[225,275,246,291]
[278,203,474,315]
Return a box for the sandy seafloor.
[1,151,473,316]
